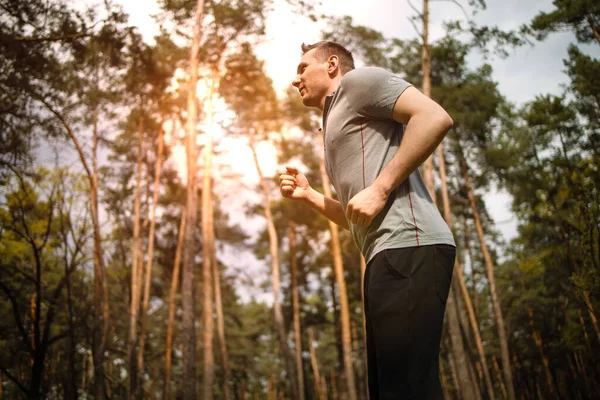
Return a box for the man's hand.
[345,184,389,226]
[279,166,310,200]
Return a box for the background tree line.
[0,0,598,399]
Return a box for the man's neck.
[318,76,343,111]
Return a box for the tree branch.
[408,16,423,40]
[407,0,423,19]
[0,32,90,43]
[0,264,36,286]
[48,330,70,346]
[0,365,28,393]
[431,0,472,22]
[586,13,600,44]
[37,98,93,185]
[39,187,57,253]
[0,281,32,353]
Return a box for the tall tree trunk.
[309,327,323,400]
[30,282,42,399]
[586,13,600,44]
[138,124,165,389]
[439,357,452,400]
[66,267,78,399]
[317,135,357,400]
[577,308,593,352]
[201,72,217,400]
[212,222,232,400]
[164,209,186,400]
[458,145,515,400]
[454,256,496,400]
[320,376,328,400]
[248,133,299,399]
[453,275,482,400]
[331,370,338,400]
[420,0,436,203]
[92,103,109,400]
[446,340,460,396]
[268,375,276,400]
[59,205,78,400]
[41,98,108,399]
[519,277,557,397]
[351,320,366,400]
[439,143,495,399]
[492,355,508,400]
[330,275,343,379]
[435,141,478,399]
[582,291,600,344]
[182,1,205,398]
[446,287,478,399]
[127,113,144,399]
[289,221,305,400]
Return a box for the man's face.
[292,49,331,109]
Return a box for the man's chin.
[301,96,317,108]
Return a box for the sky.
[40,0,598,301]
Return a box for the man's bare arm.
[345,86,453,225]
[302,188,349,230]
[279,166,349,230]
[374,86,453,196]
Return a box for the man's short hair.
[301,41,355,74]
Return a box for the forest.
[0,0,599,399]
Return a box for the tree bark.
[138,124,165,389]
[202,72,217,400]
[458,145,515,400]
[586,12,600,45]
[309,327,324,400]
[289,221,305,400]
[91,104,109,400]
[182,1,205,398]
[127,113,144,399]
[454,257,496,400]
[164,209,186,400]
[577,308,593,352]
[519,277,557,397]
[249,133,299,399]
[35,99,108,399]
[439,142,495,399]
[492,355,508,400]
[446,287,478,399]
[317,135,357,400]
[439,357,452,400]
[582,291,600,344]
[213,227,232,400]
[320,376,328,400]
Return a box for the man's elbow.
[434,109,453,138]
[440,111,453,132]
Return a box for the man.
[279,41,456,399]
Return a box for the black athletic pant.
[364,244,456,400]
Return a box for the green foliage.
[1,0,599,398]
[528,0,600,44]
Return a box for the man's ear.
[327,55,339,74]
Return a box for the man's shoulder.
[342,66,393,81]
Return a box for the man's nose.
[292,76,300,87]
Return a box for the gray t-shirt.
[322,67,455,262]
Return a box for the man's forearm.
[374,111,452,196]
[301,188,350,230]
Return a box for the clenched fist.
[345,184,388,226]
[279,166,310,200]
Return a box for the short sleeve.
[341,67,413,120]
